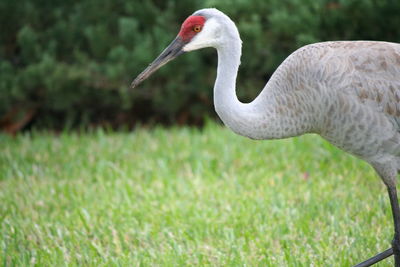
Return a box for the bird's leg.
[353,164,400,267]
[352,182,400,267]
[352,248,393,267]
[386,183,400,267]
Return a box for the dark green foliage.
[1,0,400,129]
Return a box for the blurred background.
[1,0,400,134]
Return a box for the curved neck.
[214,40,243,123]
[214,37,270,139]
[213,33,315,140]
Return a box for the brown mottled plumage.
[259,41,400,187]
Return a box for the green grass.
[0,121,395,266]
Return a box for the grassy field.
[0,121,395,266]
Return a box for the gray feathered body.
[255,41,400,184]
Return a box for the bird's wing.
[336,42,400,130]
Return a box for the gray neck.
[213,38,273,139]
[213,41,245,128]
[213,34,314,140]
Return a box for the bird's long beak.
[130,36,185,89]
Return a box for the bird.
[130,8,400,267]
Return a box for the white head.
[182,8,240,51]
[130,8,241,88]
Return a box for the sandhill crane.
[131,8,400,267]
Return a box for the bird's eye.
[193,26,202,32]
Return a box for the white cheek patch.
[183,18,219,52]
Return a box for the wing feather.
[327,42,400,130]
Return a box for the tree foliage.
[1,0,400,130]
